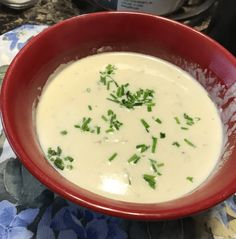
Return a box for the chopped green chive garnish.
[54,157,65,170]
[136,144,150,153]
[140,119,150,132]
[47,147,57,157]
[147,103,155,112]
[75,117,93,132]
[149,159,158,173]
[174,117,181,124]
[184,113,194,126]
[60,130,68,135]
[88,105,92,111]
[106,81,112,90]
[100,64,117,87]
[151,137,158,153]
[47,147,74,171]
[106,128,114,133]
[143,174,156,189]
[153,117,162,124]
[96,126,101,135]
[172,141,180,147]
[128,154,141,164]
[186,176,194,182]
[103,110,123,133]
[116,85,125,97]
[81,117,92,131]
[101,115,108,122]
[108,153,118,162]
[183,113,193,120]
[75,117,100,134]
[160,132,166,139]
[66,165,73,170]
[128,176,132,185]
[57,146,62,156]
[86,88,91,93]
[100,64,156,110]
[64,156,74,162]
[149,159,162,175]
[157,163,164,167]
[181,127,189,130]
[184,138,196,148]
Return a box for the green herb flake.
[57,146,62,156]
[149,160,163,176]
[151,137,158,153]
[140,119,150,132]
[184,113,193,121]
[172,141,180,147]
[184,138,196,148]
[101,115,108,122]
[160,132,166,139]
[181,127,189,130]
[99,65,156,111]
[128,154,141,164]
[54,157,65,170]
[116,85,125,97]
[81,117,92,131]
[186,176,194,182]
[47,147,74,170]
[86,88,91,93]
[174,117,181,125]
[149,159,158,174]
[108,153,118,162]
[136,144,150,153]
[88,105,92,111]
[147,103,155,112]
[153,117,162,124]
[47,147,57,157]
[184,113,194,126]
[103,110,123,133]
[75,117,93,132]
[64,156,74,162]
[108,109,113,115]
[96,126,101,135]
[157,163,164,167]
[128,177,132,185]
[60,130,68,135]
[108,84,155,110]
[99,64,118,88]
[66,165,73,170]
[106,128,114,133]
[143,174,156,189]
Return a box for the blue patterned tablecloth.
[0,25,236,239]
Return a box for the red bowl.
[1,12,236,220]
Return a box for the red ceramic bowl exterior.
[1,12,236,220]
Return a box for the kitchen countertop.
[0,0,93,34]
[0,0,214,35]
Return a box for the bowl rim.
[1,11,236,220]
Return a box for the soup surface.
[36,52,223,203]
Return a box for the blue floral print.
[0,200,39,239]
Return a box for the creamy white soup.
[36,52,223,203]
